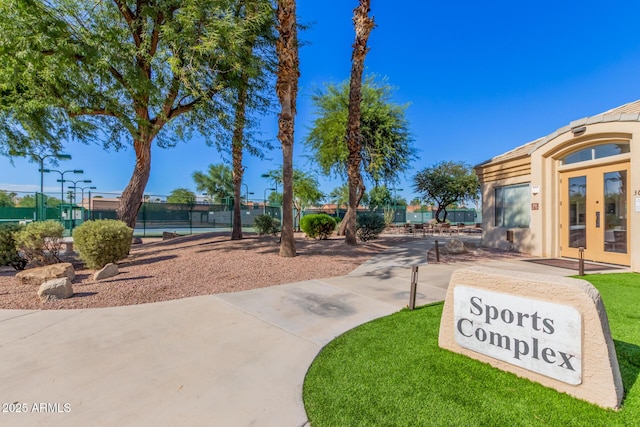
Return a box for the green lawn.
[303,273,640,426]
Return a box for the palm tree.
[344,0,375,245]
[192,164,234,206]
[275,0,299,257]
[329,184,349,209]
[229,1,276,240]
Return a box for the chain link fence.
[1,190,480,235]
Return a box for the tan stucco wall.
[480,175,532,253]
[478,120,638,272]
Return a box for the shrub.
[254,215,281,236]
[382,208,394,225]
[356,212,386,242]
[0,223,26,270]
[14,220,64,265]
[73,220,133,269]
[300,214,336,240]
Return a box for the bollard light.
[578,247,585,276]
[409,266,419,310]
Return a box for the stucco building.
[475,100,639,272]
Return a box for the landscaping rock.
[162,232,178,240]
[131,237,143,245]
[15,263,76,286]
[473,248,489,256]
[445,239,468,255]
[37,277,73,301]
[94,263,119,281]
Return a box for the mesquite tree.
[0,0,274,228]
[413,161,480,223]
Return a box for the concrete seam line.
[208,295,323,347]
[0,310,87,348]
[314,278,402,311]
[0,311,40,324]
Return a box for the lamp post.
[69,185,96,209]
[41,169,83,206]
[29,153,71,220]
[261,174,279,199]
[66,179,92,204]
[390,187,403,223]
[242,183,254,205]
[263,187,276,215]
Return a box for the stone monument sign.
[438,266,623,409]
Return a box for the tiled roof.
[598,99,640,116]
[475,138,543,167]
[477,99,640,168]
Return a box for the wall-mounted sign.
[453,286,581,384]
[531,185,540,195]
[636,197,640,213]
[531,203,539,210]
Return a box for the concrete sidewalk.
[0,237,606,426]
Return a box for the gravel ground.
[0,232,527,310]
[0,232,414,310]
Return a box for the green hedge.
[73,219,133,269]
[14,220,64,265]
[254,215,281,236]
[356,213,386,242]
[0,223,26,270]
[300,214,337,240]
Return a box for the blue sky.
[3,1,640,203]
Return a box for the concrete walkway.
[0,236,615,426]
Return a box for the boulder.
[16,263,76,287]
[162,232,178,240]
[445,239,468,255]
[37,277,73,301]
[94,263,119,281]
[473,248,489,257]
[131,237,143,245]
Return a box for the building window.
[495,184,530,228]
[562,143,630,165]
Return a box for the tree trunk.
[293,201,301,232]
[275,0,299,257]
[231,83,249,240]
[232,179,242,239]
[117,138,152,229]
[344,0,374,246]
[338,184,365,236]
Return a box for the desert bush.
[14,220,64,265]
[73,220,133,269]
[0,223,27,270]
[300,214,336,240]
[356,212,386,242]
[254,215,280,236]
[382,208,394,225]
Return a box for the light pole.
[390,187,403,223]
[242,183,254,205]
[263,187,276,215]
[260,174,279,200]
[28,153,71,220]
[41,169,83,206]
[66,179,92,204]
[88,188,96,220]
[69,185,96,209]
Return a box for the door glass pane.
[568,176,587,248]
[604,171,627,253]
